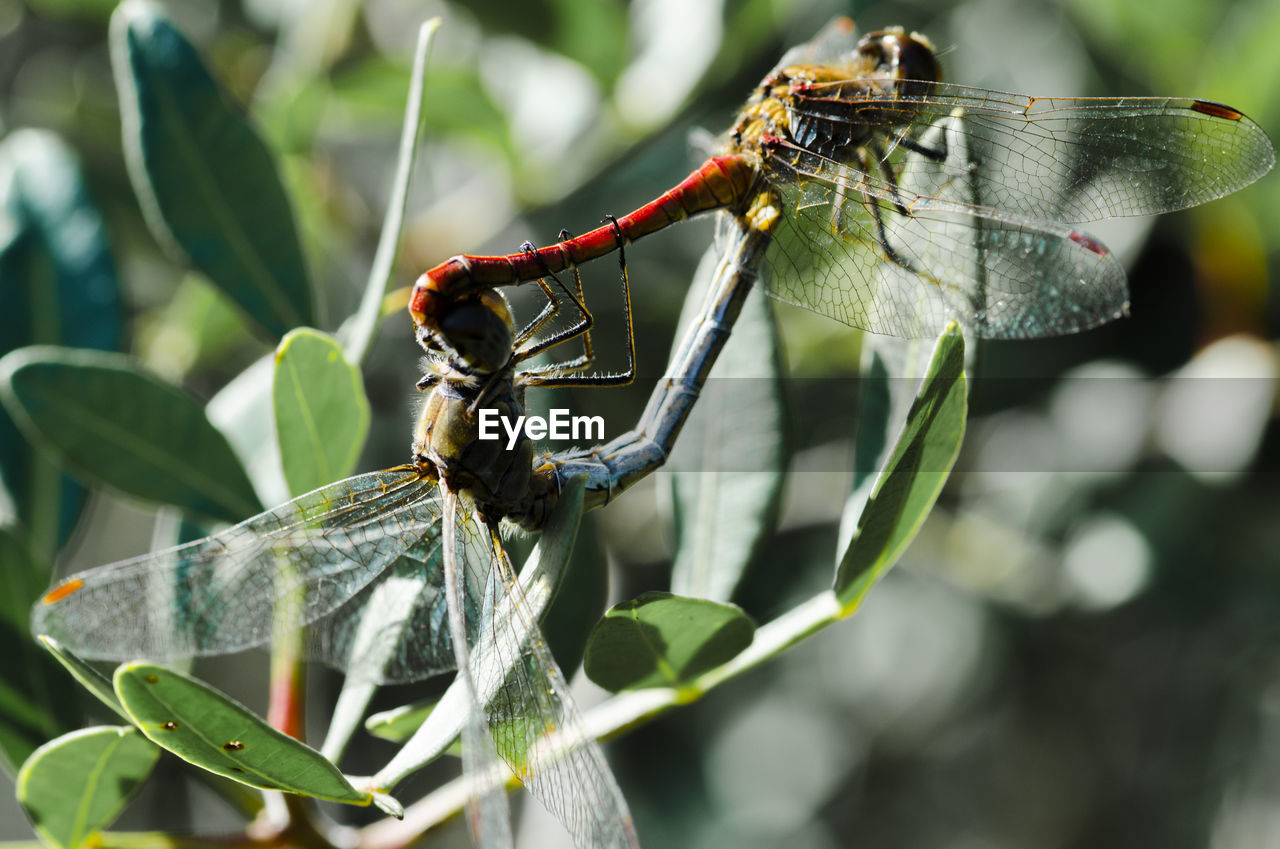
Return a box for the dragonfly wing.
[788,81,1275,222]
[441,489,515,849]
[773,16,859,69]
[308,527,461,684]
[33,468,440,663]
[469,525,639,849]
[762,119,1128,339]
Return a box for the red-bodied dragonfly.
[415,18,1273,340]
[32,240,646,848]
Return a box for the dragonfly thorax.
[413,364,540,526]
[726,27,942,166]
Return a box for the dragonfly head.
[417,288,516,375]
[856,28,941,94]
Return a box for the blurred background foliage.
[1,0,1278,846]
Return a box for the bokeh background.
[2,0,1279,846]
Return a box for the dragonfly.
[415,17,1274,340]
[31,228,649,848]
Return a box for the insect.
[32,228,648,847]
[416,18,1273,340]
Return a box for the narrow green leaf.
[114,663,368,804]
[16,726,158,849]
[37,640,267,821]
[0,346,263,523]
[834,324,967,611]
[208,353,289,510]
[583,592,756,693]
[0,129,123,552]
[273,329,370,497]
[0,130,123,354]
[342,19,439,364]
[364,699,442,744]
[669,246,787,602]
[840,334,943,551]
[0,531,82,774]
[110,0,314,339]
[37,637,130,722]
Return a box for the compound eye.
[894,34,941,83]
[854,30,894,69]
[855,30,941,83]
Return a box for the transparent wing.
[760,111,1129,339]
[773,16,860,69]
[468,519,639,848]
[307,525,478,684]
[787,80,1275,223]
[441,488,514,849]
[33,467,442,663]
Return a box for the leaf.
[114,663,368,804]
[36,644,267,822]
[0,530,81,774]
[110,0,314,339]
[839,333,947,552]
[207,352,289,510]
[16,726,159,849]
[341,20,440,364]
[36,637,130,722]
[583,592,756,693]
[0,346,263,523]
[364,699,443,744]
[0,129,123,552]
[273,328,370,497]
[669,245,787,602]
[834,323,967,612]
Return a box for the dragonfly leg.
[513,238,597,362]
[857,144,919,274]
[868,138,911,217]
[513,279,563,350]
[892,132,948,163]
[513,233,579,349]
[549,219,770,508]
[522,216,636,389]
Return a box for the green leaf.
[16,726,159,849]
[0,530,82,774]
[0,129,123,552]
[364,699,443,744]
[208,353,289,509]
[841,333,949,549]
[113,663,368,804]
[342,20,439,364]
[36,637,130,723]
[36,643,267,822]
[0,346,263,523]
[110,0,314,339]
[834,323,967,612]
[583,592,756,693]
[273,328,370,497]
[669,246,787,602]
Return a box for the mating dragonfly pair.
[33,18,1273,849]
